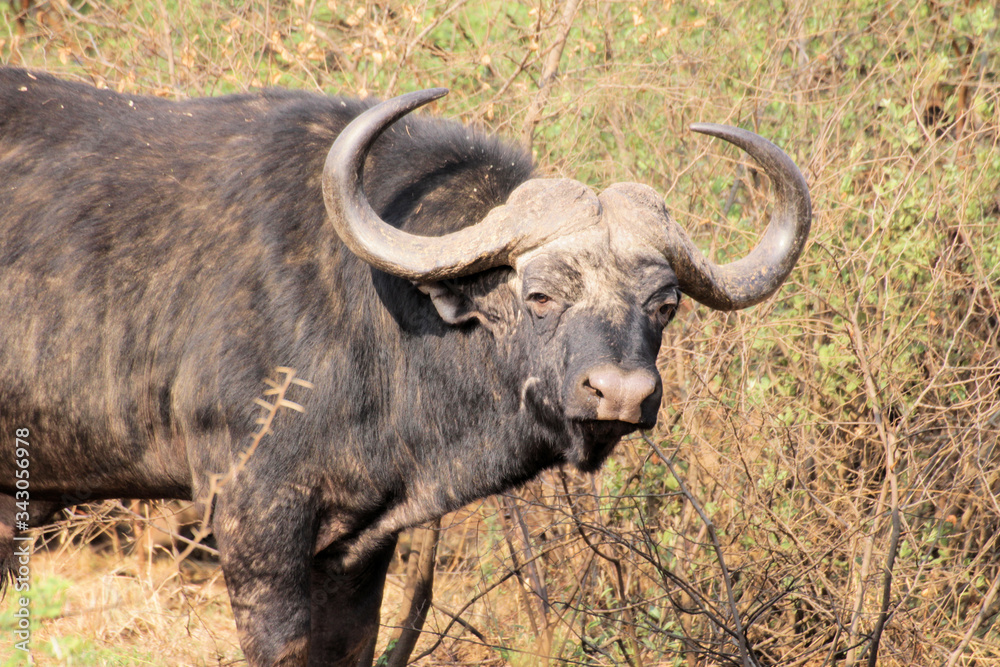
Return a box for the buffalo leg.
[1,495,64,596]
[308,538,397,667]
[213,491,315,667]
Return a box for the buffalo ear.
[415,281,483,327]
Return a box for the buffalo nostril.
[582,378,604,399]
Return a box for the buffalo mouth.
[568,419,644,472]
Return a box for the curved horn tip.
[399,87,449,106]
[689,121,721,134]
[367,88,450,122]
[688,122,749,141]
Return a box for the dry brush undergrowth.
[2,0,999,665]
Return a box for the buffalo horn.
[323,89,561,282]
[663,124,812,310]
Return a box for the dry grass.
[6,546,240,666]
[2,0,999,665]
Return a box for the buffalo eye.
[526,292,559,318]
[653,299,679,328]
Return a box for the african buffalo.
[0,67,810,666]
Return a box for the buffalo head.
[323,89,811,471]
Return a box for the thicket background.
[1,0,998,665]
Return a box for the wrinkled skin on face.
[418,179,679,474]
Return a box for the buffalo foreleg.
[213,488,315,667]
[308,538,397,667]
